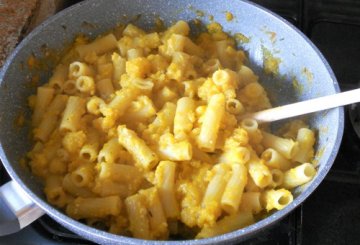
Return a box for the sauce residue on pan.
[265,31,277,44]
[262,46,281,75]
[312,146,325,167]
[225,11,234,21]
[234,33,250,44]
[188,5,206,18]
[80,21,98,29]
[292,77,304,95]
[13,111,25,129]
[302,67,314,83]
[154,17,166,32]
[261,26,278,44]
[196,10,205,17]
[319,126,329,135]
[27,54,40,70]
[207,22,223,34]
[28,74,39,88]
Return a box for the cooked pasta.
[26,20,317,241]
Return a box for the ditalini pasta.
[26,20,318,240]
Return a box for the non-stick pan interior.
[0,0,343,244]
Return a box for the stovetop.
[1,0,360,244]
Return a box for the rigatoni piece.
[270,169,284,188]
[221,164,248,214]
[125,193,151,239]
[48,64,67,92]
[247,151,272,188]
[197,93,225,152]
[199,164,230,227]
[192,146,214,164]
[131,77,154,91]
[149,102,176,133]
[100,87,140,126]
[76,33,118,58]
[97,137,122,163]
[127,48,144,60]
[240,118,263,145]
[86,96,105,115]
[98,162,142,185]
[63,79,77,95]
[79,129,101,162]
[93,178,132,198]
[66,196,121,219]
[240,118,258,134]
[243,82,265,99]
[122,95,156,124]
[32,87,55,126]
[218,146,250,165]
[262,189,293,211]
[60,96,86,133]
[118,125,158,170]
[174,97,195,139]
[239,192,262,214]
[154,86,178,108]
[140,187,168,240]
[292,128,315,163]
[154,161,179,219]
[122,24,146,37]
[111,52,126,89]
[63,173,94,198]
[237,65,258,87]
[226,98,244,115]
[48,158,67,175]
[196,211,254,239]
[202,58,221,75]
[141,32,161,49]
[261,148,292,171]
[44,175,68,208]
[70,163,95,188]
[69,61,93,78]
[283,163,316,189]
[166,52,196,81]
[214,40,230,66]
[76,75,95,95]
[34,94,68,142]
[125,57,151,78]
[96,78,114,99]
[159,133,192,161]
[212,69,238,97]
[163,34,203,57]
[162,20,190,41]
[62,130,86,154]
[97,63,113,80]
[262,131,299,159]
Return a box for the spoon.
[242,88,360,123]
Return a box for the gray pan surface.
[0,0,344,244]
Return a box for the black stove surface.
[1,0,360,244]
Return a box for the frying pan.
[0,0,344,244]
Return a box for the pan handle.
[0,180,44,236]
